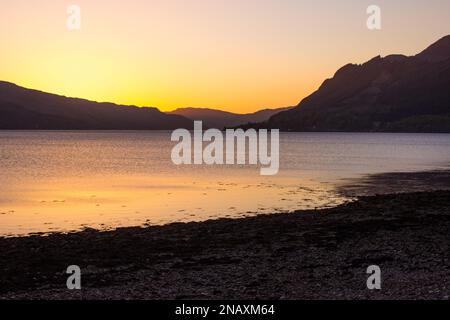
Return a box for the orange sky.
[0,0,449,113]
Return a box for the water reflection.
[1,131,450,236]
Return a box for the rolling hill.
[168,107,291,129]
[0,82,193,130]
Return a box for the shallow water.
[1,131,450,236]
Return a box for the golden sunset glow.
[1,0,449,113]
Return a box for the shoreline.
[1,190,449,300]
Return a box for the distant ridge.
[246,35,450,133]
[0,81,193,130]
[168,107,291,129]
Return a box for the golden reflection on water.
[3,130,448,236]
[0,173,345,237]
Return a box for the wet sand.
[0,189,449,300]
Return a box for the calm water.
[1,131,450,236]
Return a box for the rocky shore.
[0,191,449,300]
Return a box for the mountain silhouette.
[253,35,450,132]
[169,107,291,129]
[2,35,449,132]
[0,82,193,130]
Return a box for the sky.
[0,0,449,113]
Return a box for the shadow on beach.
[338,168,450,197]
